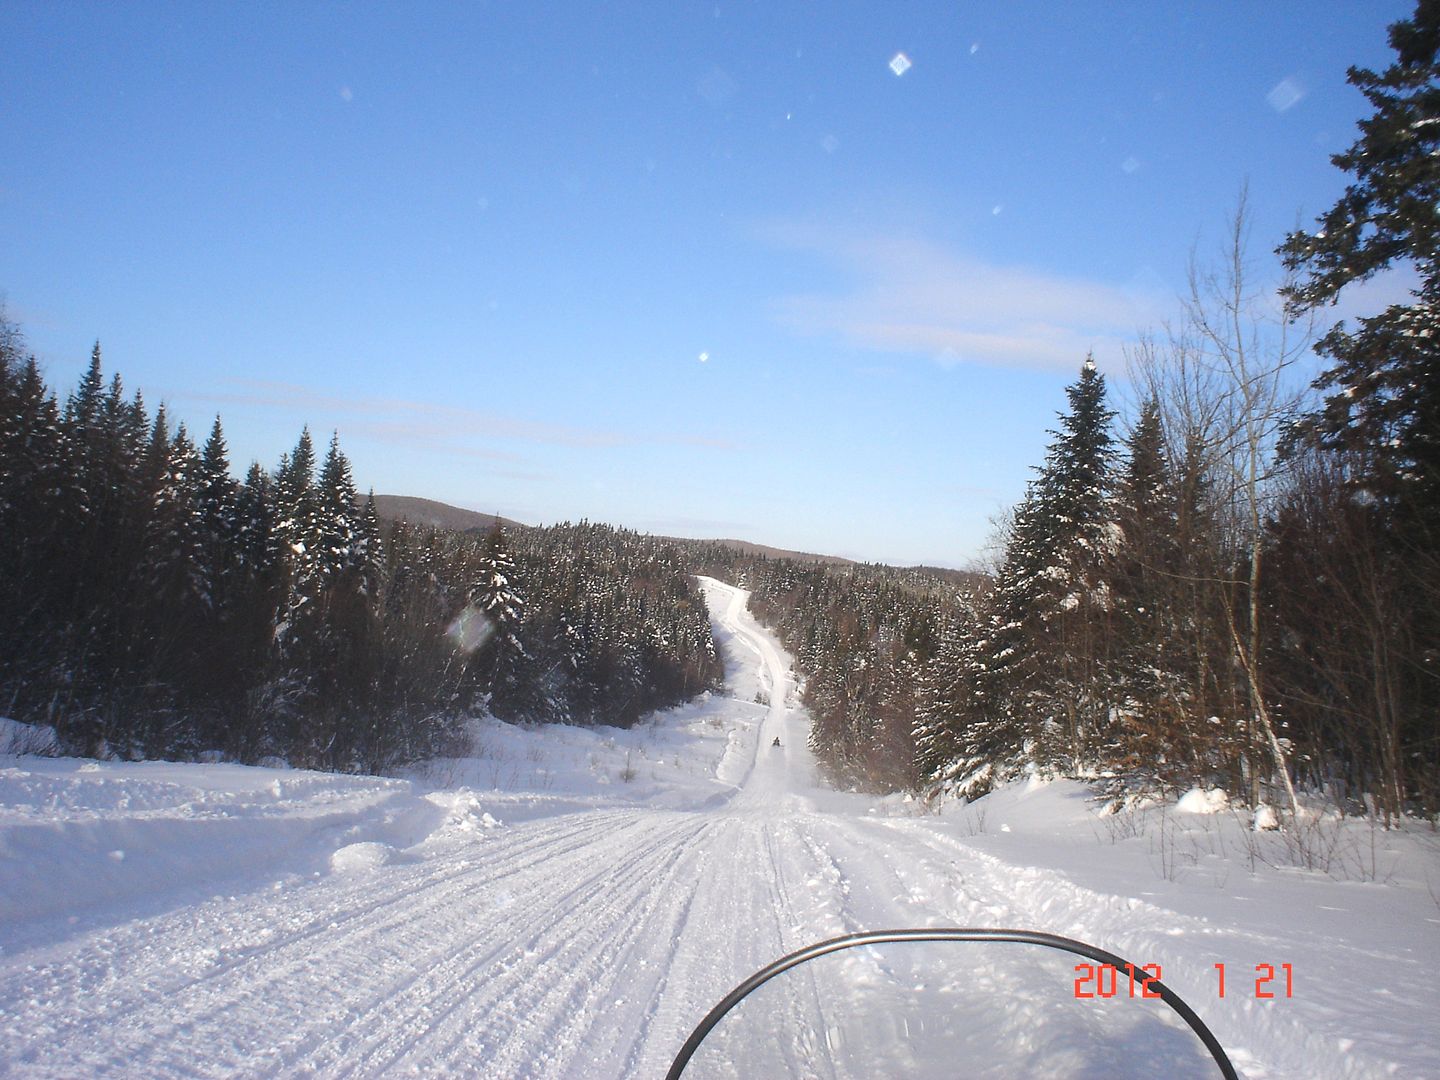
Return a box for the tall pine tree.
[1278,0,1440,524]
[1278,0,1440,813]
[992,358,1117,772]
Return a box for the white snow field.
[1,577,1437,1078]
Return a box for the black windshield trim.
[665,927,1238,1080]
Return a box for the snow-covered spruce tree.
[57,355,156,752]
[60,345,107,528]
[355,490,384,599]
[314,433,360,584]
[914,617,966,785]
[303,434,377,768]
[935,610,1018,798]
[366,520,466,763]
[257,429,324,756]
[116,420,208,754]
[233,461,277,580]
[913,593,1002,797]
[271,428,321,627]
[465,522,529,718]
[1101,396,1191,791]
[194,418,239,608]
[864,618,927,792]
[142,422,208,608]
[987,358,1118,777]
[0,320,64,548]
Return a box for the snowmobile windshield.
[668,929,1237,1079]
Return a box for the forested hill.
[369,494,867,569]
[368,496,522,535]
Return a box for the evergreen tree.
[142,404,172,500]
[1277,0,1440,813]
[64,344,105,443]
[1278,0,1440,522]
[194,418,239,608]
[144,422,206,598]
[356,490,384,598]
[1104,398,1188,788]
[315,432,360,583]
[272,428,320,636]
[936,610,1017,797]
[234,461,277,576]
[913,615,972,786]
[467,524,529,717]
[0,325,69,705]
[0,349,64,553]
[273,428,318,553]
[989,358,1117,772]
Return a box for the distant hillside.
[685,537,855,567]
[911,565,991,590]
[370,496,524,534]
[370,495,979,577]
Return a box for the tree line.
[0,337,721,770]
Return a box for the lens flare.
[446,605,495,655]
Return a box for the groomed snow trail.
[0,579,1427,1078]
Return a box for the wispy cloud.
[766,225,1163,372]
[181,379,735,453]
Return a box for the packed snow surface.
[1,578,1437,1077]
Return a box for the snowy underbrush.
[1083,785,1437,886]
[926,776,1440,941]
[925,768,1439,888]
[0,716,58,757]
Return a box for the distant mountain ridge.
[368,495,912,569]
[370,496,523,535]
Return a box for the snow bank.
[1176,787,1229,814]
[0,759,423,934]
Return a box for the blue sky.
[0,1,1413,566]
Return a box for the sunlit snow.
[0,582,1435,1077]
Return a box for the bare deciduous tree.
[1132,190,1315,819]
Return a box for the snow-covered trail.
[0,579,1431,1078]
